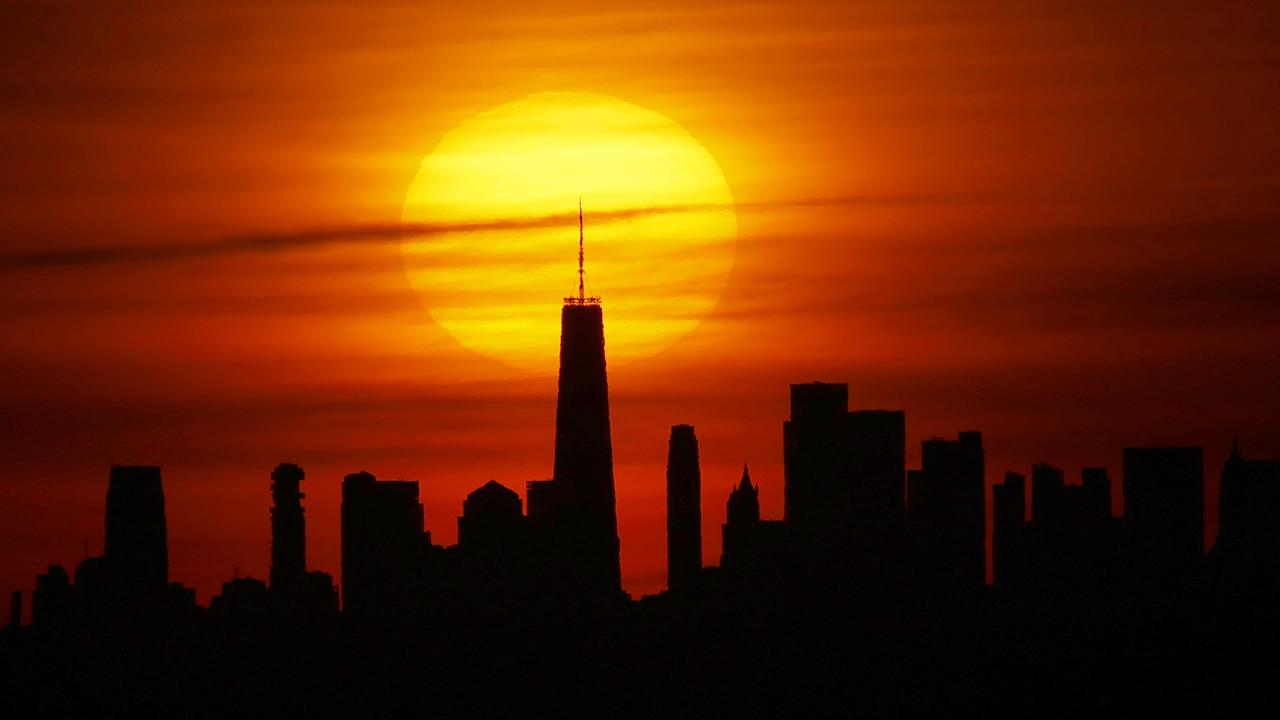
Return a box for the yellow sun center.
[400,92,738,370]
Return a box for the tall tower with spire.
[550,201,621,597]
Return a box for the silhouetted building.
[270,463,306,594]
[209,577,271,620]
[721,465,761,573]
[909,432,985,592]
[341,471,429,618]
[451,480,533,610]
[1023,463,1119,595]
[167,582,198,614]
[1077,466,1121,589]
[1211,439,1280,613]
[783,382,906,569]
[104,465,168,598]
[298,571,339,616]
[264,462,337,616]
[1082,466,1111,521]
[525,479,558,517]
[784,382,851,530]
[32,565,71,629]
[993,471,1028,591]
[1031,463,1066,528]
[846,409,907,543]
[1216,439,1280,557]
[545,216,622,599]
[666,424,702,594]
[458,480,523,552]
[1122,447,1204,577]
[719,465,794,583]
[726,465,760,526]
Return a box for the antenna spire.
[565,198,600,306]
[578,197,585,303]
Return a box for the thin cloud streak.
[0,193,976,271]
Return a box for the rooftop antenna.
[566,198,600,305]
[578,197,585,303]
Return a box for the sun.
[400,92,737,371]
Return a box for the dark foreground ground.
[3,580,1278,719]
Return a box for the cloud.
[0,194,969,271]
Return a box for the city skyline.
[6,280,1265,613]
[4,1,1280,609]
[0,266,1269,607]
[5,234,1278,714]
[4,3,1279,715]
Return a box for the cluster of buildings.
[7,240,1280,635]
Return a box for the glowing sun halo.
[401,92,738,370]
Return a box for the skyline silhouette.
[6,3,1280,613]
[4,2,1280,715]
[5,271,1279,714]
[6,211,1269,610]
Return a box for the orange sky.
[2,0,1279,606]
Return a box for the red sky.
[2,0,1279,607]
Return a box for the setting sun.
[400,92,737,370]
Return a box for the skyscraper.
[666,424,702,594]
[909,432,985,592]
[846,409,907,541]
[1031,462,1066,528]
[458,480,523,552]
[340,471,428,617]
[721,465,789,577]
[1211,439,1280,612]
[104,465,168,597]
[1215,439,1280,560]
[1022,463,1119,592]
[784,382,850,530]
[548,203,621,597]
[1081,467,1112,521]
[993,471,1028,591]
[32,565,71,629]
[269,462,306,593]
[782,383,906,545]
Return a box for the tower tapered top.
[566,198,601,305]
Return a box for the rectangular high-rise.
[666,424,702,594]
[104,465,169,597]
[1025,463,1119,590]
[1081,467,1112,521]
[847,409,907,539]
[1031,463,1066,528]
[783,383,905,539]
[784,383,850,529]
[341,471,428,618]
[993,471,1028,590]
[910,432,985,591]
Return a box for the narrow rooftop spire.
[565,198,601,305]
[578,196,585,303]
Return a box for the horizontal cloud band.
[0,194,964,271]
